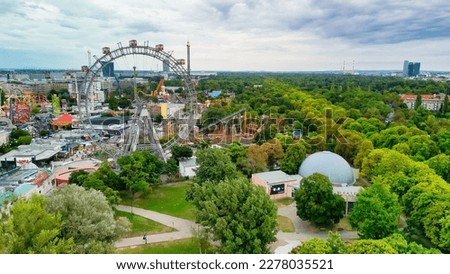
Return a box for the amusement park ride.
[0,88,49,124]
[0,39,260,162]
[78,40,197,161]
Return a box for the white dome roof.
[298,151,355,185]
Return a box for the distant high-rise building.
[403,60,410,76]
[162,60,170,73]
[101,61,115,77]
[403,60,420,77]
[412,62,421,76]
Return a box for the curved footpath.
[115,203,358,253]
[272,202,358,253]
[114,205,197,248]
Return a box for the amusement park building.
[179,157,199,178]
[0,140,67,168]
[0,165,53,213]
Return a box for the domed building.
[298,151,355,186]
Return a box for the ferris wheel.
[78,40,197,161]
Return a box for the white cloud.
[0,0,450,70]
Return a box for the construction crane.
[152,77,165,97]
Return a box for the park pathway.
[115,203,359,253]
[271,202,359,253]
[115,205,197,248]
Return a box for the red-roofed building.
[51,112,73,128]
[400,93,446,111]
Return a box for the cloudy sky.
[1,0,450,71]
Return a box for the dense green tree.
[392,142,411,155]
[154,114,163,123]
[117,150,164,189]
[280,142,306,174]
[10,129,31,140]
[171,145,193,163]
[46,185,129,254]
[408,135,439,161]
[425,154,450,183]
[361,149,413,179]
[353,139,374,168]
[260,139,285,169]
[200,106,227,128]
[68,170,89,186]
[402,179,450,218]
[442,95,449,116]
[92,162,122,191]
[190,178,277,253]
[290,238,331,254]
[118,97,131,109]
[347,239,398,254]
[17,135,32,145]
[349,184,401,239]
[371,126,427,150]
[39,129,50,137]
[164,158,179,177]
[439,214,450,252]
[0,195,74,254]
[225,142,247,163]
[414,94,422,110]
[383,233,440,254]
[247,144,268,168]
[334,130,365,164]
[254,124,278,145]
[0,88,5,106]
[77,162,123,204]
[107,96,118,110]
[432,130,450,155]
[290,232,347,254]
[290,231,437,254]
[193,148,239,185]
[375,172,414,198]
[327,231,348,254]
[295,173,345,227]
[421,200,450,252]
[236,158,266,178]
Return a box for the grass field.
[277,215,295,232]
[274,197,294,208]
[117,238,214,254]
[120,182,196,221]
[334,216,353,231]
[114,209,175,237]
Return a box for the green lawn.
[274,197,294,208]
[114,209,175,237]
[120,182,196,221]
[334,216,353,231]
[277,215,295,232]
[117,238,214,254]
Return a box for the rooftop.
[400,93,445,101]
[179,157,198,168]
[13,183,35,196]
[253,170,300,186]
[1,142,64,162]
[299,151,355,186]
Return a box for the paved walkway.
[115,205,197,248]
[271,202,359,253]
[115,203,359,253]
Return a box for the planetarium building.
[298,151,355,186]
[251,151,361,214]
